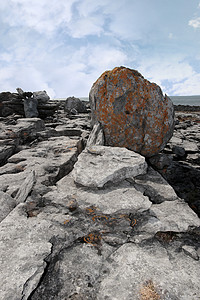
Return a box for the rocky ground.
[0,103,200,300]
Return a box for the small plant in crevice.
[155,231,177,243]
[140,280,161,300]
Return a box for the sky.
[0,0,200,98]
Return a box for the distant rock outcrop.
[0,89,58,118]
[64,96,87,115]
[89,66,174,157]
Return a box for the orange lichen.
[63,219,70,224]
[90,66,174,157]
[84,233,102,246]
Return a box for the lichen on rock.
[89,66,174,157]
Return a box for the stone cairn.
[0,88,58,119]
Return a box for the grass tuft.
[140,280,161,300]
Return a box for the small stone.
[182,245,199,261]
[172,145,186,158]
[86,122,104,147]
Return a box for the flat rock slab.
[72,146,147,188]
[0,204,53,300]
[76,186,151,215]
[98,242,200,300]
[0,137,82,195]
[141,199,200,233]
[46,179,151,215]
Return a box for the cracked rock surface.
[0,107,199,300]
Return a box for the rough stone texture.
[0,204,54,300]
[133,166,178,203]
[0,136,82,195]
[141,199,200,233]
[0,90,58,118]
[86,122,104,147]
[72,145,147,188]
[182,245,199,261]
[0,191,16,222]
[15,170,36,204]
[156,111,200,217]
[24,97,39,118]
[97,243,200,300]
[33,90,50,103]
[0,106,199,300]
[89,66,174,157]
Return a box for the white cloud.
[189,17,200,29]
[0,0,200,97]
[137,56,200,96]
[68,17,104,38]
[139,57,195,85]
[170,73,200,95]
[1,0,77,35]
[0,39,128,98]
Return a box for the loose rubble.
[0,94,199,300]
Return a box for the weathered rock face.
[89,66,174,157]
[0,107,200,300]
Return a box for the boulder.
[89,66,174,157]
[64,96,87,114]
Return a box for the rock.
[0,104,200,300]
[0,203,55,300]
[182,245,199,261]
[0,90,57,119]
[148,153,173,170]
[89,66,174,157]
[16,87,24,95]
[141,199,200,233]
[72,146,147,188]
[64,96,87,114]
[23,95,39,118]
[56,180,151,215]
[0,144,17,166]
[172,145,186,158]
[97,242,200,300]
[0,191,16,222]
[15,170,36,204]
[0,92,23,117]
[33,90,50,103]
[133,167,178,203]
[86,122,104,147]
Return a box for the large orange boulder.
[89,66,174,157]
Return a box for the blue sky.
[0,0,200,98]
